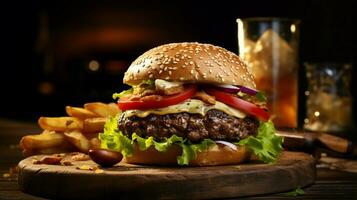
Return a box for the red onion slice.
[237,85,258,96]
[215,141,237,150]
[215,84,240,93]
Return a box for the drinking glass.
[237,18,300,128]
[304,63,352,132]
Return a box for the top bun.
[123,42,256,88]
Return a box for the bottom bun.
[124,143,249,166]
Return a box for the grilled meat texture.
[118,109,259,143]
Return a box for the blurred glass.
[237,18,300,128]
[304,63,352,132]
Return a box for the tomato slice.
[118,85,197,111]
[205,88,270,121]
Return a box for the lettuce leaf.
[255,91,267,102]
[177,139,215,165]
[132,133,184,152]
[140,79,155,86]
[281,187,305,196]
[99,116,134,157]
[112,80,155,100]
[238,120,283,163]
[99,115,215,165]
[112,88,133,100]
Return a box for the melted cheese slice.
[124,99,246,119]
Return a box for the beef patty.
[118,109,259,143]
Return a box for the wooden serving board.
[18,151,315,199]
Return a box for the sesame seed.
[180,77,185,81]
[159,70,163,74]
[165,76,170,80]
[164,67,168,71]
[169,71,172,75]
[190,70,194,75]
[149,74,153,78]
[189,61,194,65]
[209,69,212,73]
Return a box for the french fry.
[66,106,99,119]
[83,132,99,140]
[108,102,121,115]
[84,102,120,117]
[83,117,107,133]
[21,131,75,156]
[20,130,66,150]
[33,155,63,165]
[64,130,90,153]
[38,117,83,131]
[90,138,101,149]
[21,101,116,157]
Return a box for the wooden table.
[1,118,357,199]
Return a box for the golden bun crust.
[123,42,256,88]
[124,143,249,166]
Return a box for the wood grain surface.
[18,151,315,199]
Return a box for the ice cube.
[253,29,297,75]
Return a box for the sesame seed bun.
[124,143,249,166]
[123,42,256,88]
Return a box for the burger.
[99,42,283,166]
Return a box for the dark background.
[0,0,355,129]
